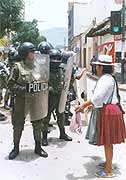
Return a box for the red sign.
[98,42,115,63]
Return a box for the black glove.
[17,86,26,92]
[13,85,26,97]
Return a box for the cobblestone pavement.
[0,107,126,180]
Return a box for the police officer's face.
[27,51,35,61]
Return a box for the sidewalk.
[0,109,126,180]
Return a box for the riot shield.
[25,51,50,121]
[58,55,74,113]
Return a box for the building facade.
[68,0,122,69]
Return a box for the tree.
[0,0,24,37]
[12,19,46,47]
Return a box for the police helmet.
[49,49,62,60]
[13,52,22,62]
[49,49,62,69]
[61,51,71,64]
[18,42,35,60]
[8,47,17,60]
[38,41,53,54]
[14,42,20,49]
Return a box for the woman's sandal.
[97,162,114,170]
[95,169,115,178]
[97,162,105,169]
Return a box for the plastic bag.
[69,112,82,135]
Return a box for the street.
[0,0,126,179]
[0,106,126,180]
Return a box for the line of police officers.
[7,41,73,160]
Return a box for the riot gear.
[14,42,20,49]
[49,49,62,70]
[18,42,35,60]
[61,51,71,64]
[13,53,21,62]
[38,41,53,54]
[4,49,20,110]
[8,47,17,65]
[41,49,72,146]
[8,42,49,159]
[50,49,62,60]
[58,55,74,113]
[8,48,17,60]
[59,51,72,69]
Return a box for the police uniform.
[8,42,48,159]
[39,47,72,146]
[4,48,17,110]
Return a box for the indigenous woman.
[75,54,126,178]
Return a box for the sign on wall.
[98,42,115,63]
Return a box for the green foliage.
[0,0,46,46]
[0,0,24,36]
[12,19,47,47]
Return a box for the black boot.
[59,128,72,141]
[9,144,19,160]
[34,141,48,158]
[42,131,48,146]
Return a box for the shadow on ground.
[5,149,40,162]
[66,156,121,180]
[48,137,68,148]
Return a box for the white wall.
[86,37,93,69]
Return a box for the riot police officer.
[38,41,53,54]
[7,47,17,66]
[4,47,17,110]
[39,44,72,146]
[60,51,74,125]
[8,42,48,159]
[61,51,86,125]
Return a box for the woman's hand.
[85,105,93,113]
[75,100,93,113]
[75,104,84,113]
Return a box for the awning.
[86,18,110,37]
